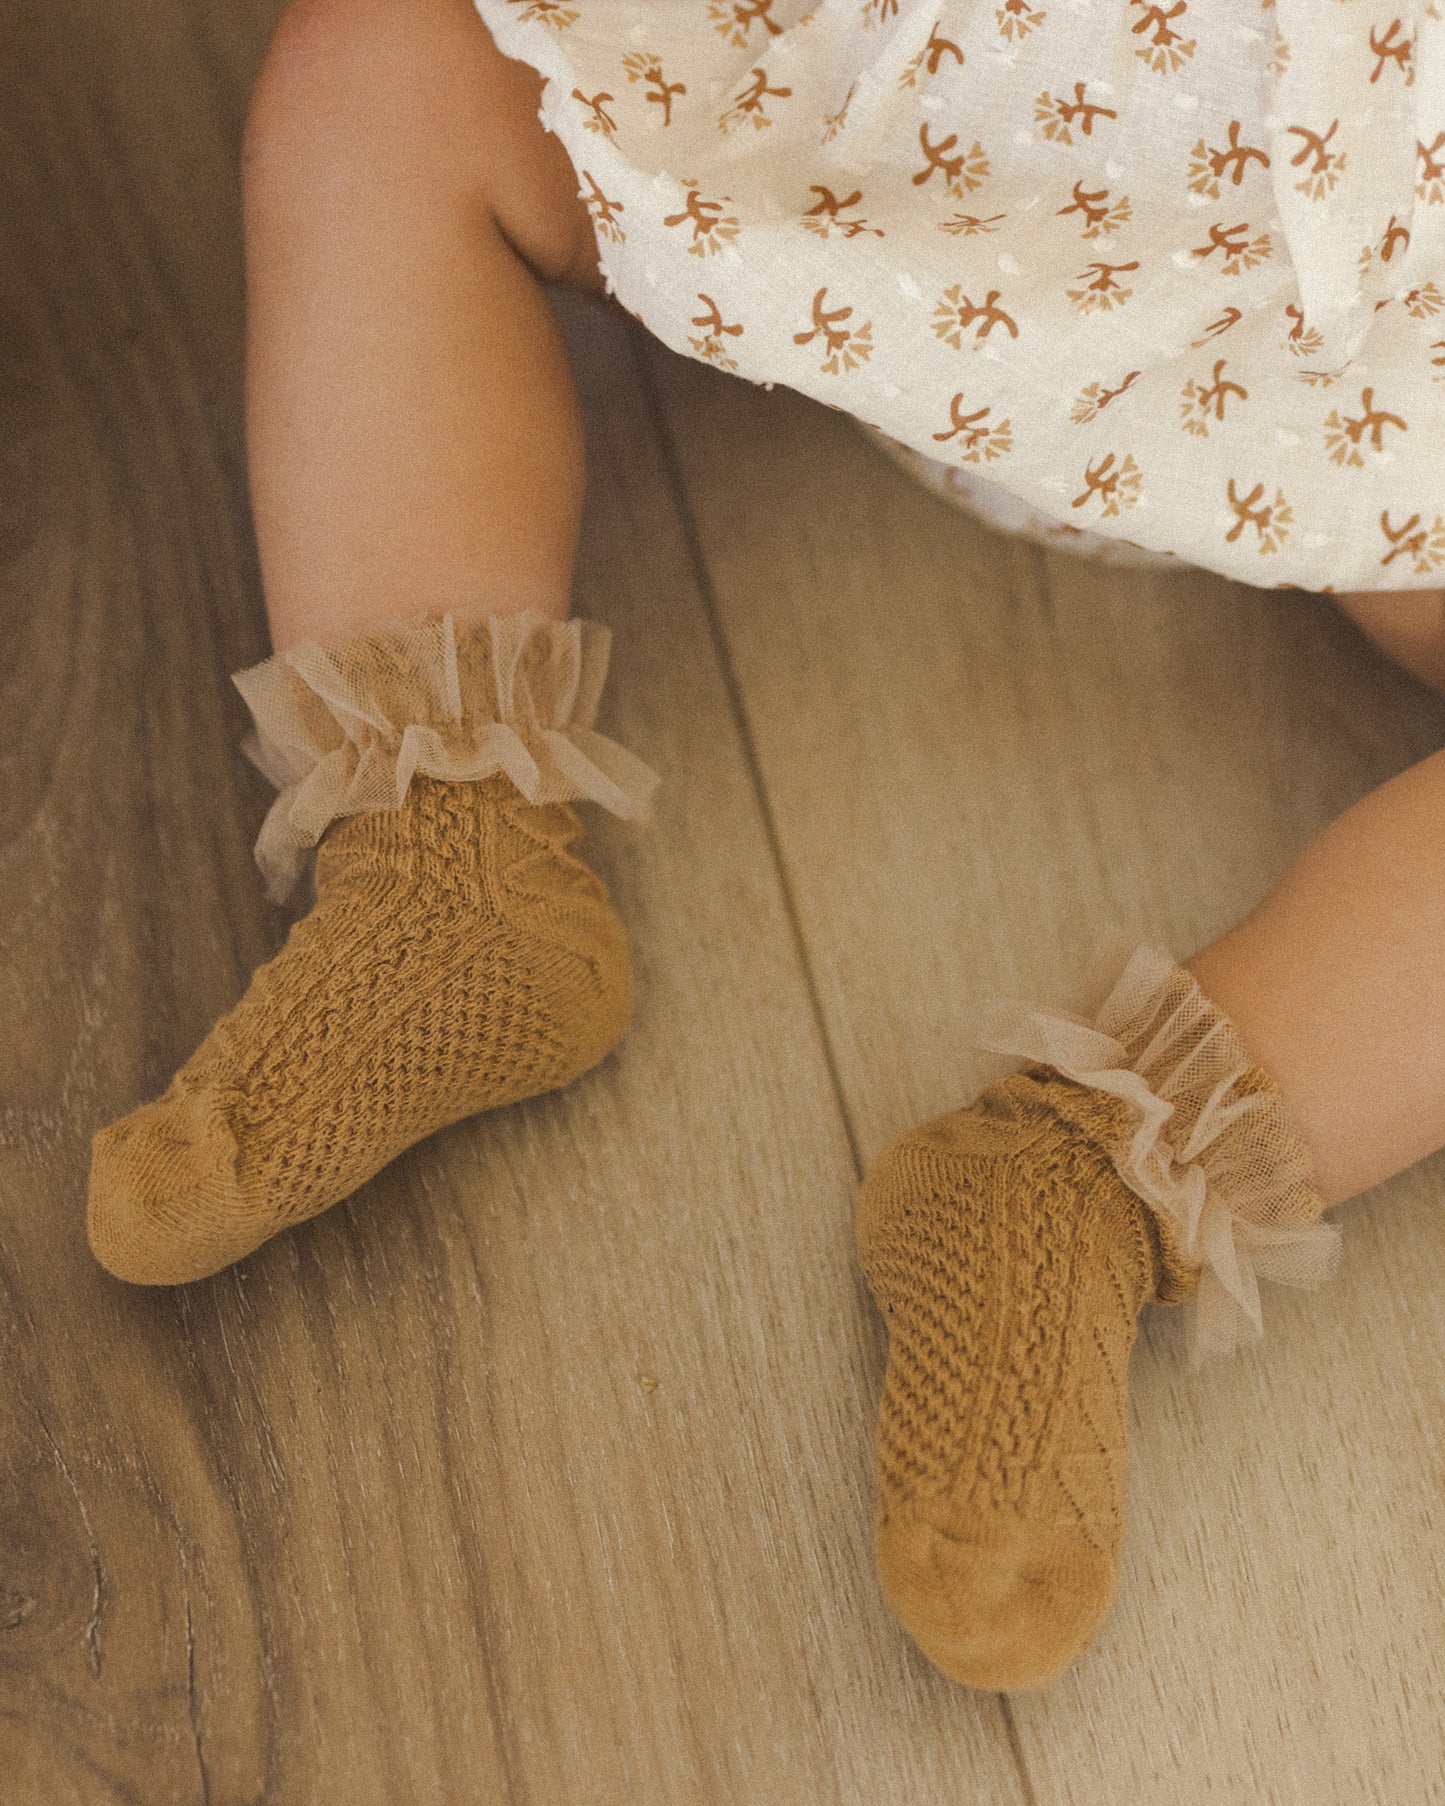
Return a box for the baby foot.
[88,774,632,1284]
[856,1066,1203,1691]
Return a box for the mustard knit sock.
[88,776,632,1283]
[856,948,1339,1692]
[88,610,658,1285]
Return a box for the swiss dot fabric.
[478,0,1445,589]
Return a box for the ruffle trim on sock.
[232,610,659,903]
[972,942,1342,1368]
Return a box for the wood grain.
[643,338,1445,1805]
[1,3,1032,1800]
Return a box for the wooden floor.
[6,4,1445,1802]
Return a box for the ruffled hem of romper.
[971,938,1341,1368]
[858,423,1181,574]
[232,609,659,904]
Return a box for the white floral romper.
[475,0,1445,589]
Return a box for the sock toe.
[88,1086,246,1285]
[876,1502,1114,1692]
[858,1076,1164,1690]
[85,779,638,1286]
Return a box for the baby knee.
[242,0,472,182]
[245,0,374,183]
[241,0,597,288]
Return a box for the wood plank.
[0,4,1028,1799]
[645,337,1445,1805]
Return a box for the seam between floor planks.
[628,315,1042,1798]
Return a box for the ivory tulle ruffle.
[232,610,659,902]
[973,941,1341,1366]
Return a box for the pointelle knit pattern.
[88,610,657,1284]
[856,944,1340,1689]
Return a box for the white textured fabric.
[232,610,659,903]
[974,942,1342,1366]
[479,0,1445,591]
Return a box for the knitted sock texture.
[856,1064,1256,1693]
[88,774,632,1284]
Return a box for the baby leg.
[87,0,649,1284]
[245,0,605,647]
[859,736,1445,1689]
[1185,744,1445,1207]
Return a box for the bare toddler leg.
[86,0,653,1284]
[859,636,1445,1688]
[1185,743,1445,1206]
[243,0,606,647]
